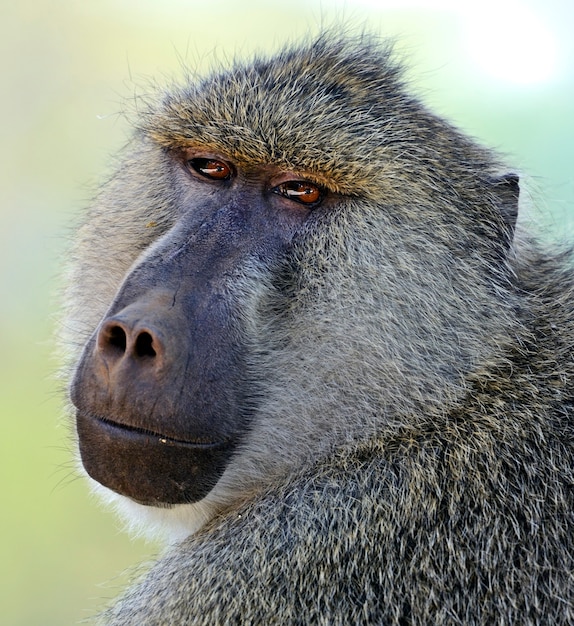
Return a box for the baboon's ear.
[491,173,520,244]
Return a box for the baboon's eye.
[187,158,233,181]
[272,181,324,207]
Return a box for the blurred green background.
[1,0,572,624]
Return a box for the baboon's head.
[66,35,519,539]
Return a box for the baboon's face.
[69,40,519,517]
[71,148,333,506]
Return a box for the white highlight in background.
[343,0,561,85]
[463,2,559,85]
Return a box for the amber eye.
[187,158,233,181]
[272,181,324,206]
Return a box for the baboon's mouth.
[76,411,233,506]
[91,414,227,448]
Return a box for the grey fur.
[63,33,574,624]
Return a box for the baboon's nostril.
[106,325,127,353]
[135,331,157,358]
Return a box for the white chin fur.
[89,479,218,544]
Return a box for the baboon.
[64,33,574,624]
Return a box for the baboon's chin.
[76,411,232,506]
